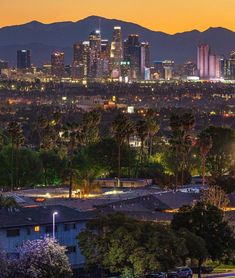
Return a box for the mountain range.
[0,15,235,66]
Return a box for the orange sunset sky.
[1,0,235,34]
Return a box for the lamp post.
[52,211,58,240]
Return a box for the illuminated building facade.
[17,50,31,70]
[140,42,150,79]
[124,34,141,80]
[72,41,90,79]
[110,26,123,79]
[89,30,102,79]
[51,51,65,77]
[209,54,222,79]
[197,44,210,79]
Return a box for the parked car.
[191,266,214,274]
[167,267,192,278]
[146,272,167,278]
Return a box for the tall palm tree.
[61,122,81,198]
[198,131,213,186]
[7,122,24,190]
[111,114,132,178]
[145,109,160,157]
[136,119,149,171]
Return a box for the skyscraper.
[197,44,210,79]
[89,30,102,78]
[51,51,65,77]
[209,54,222,79]
[101,39,110,78]
[140,42,150,79]
[17,50,31,70]
[110,26,123,78]
[230,51,235,80]
[72,41,90,79]
[124,34,141,80]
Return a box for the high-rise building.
[110,26,123,79]
[124,34,141,80]
[89,30,102,78]
[72,41,90,79]
[17,50,31,70]
[100,39,110,78]
[163,60,174,80]
[51,51,65,77]
[197,44,210,79]
[209,54,222,79]
[230,51,235,80]
[140,42,150,79]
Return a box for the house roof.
[0,205,96,229]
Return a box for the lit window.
[34,226,40,232]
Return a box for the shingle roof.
[0,205,96,229]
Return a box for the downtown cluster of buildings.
[197,44,235,80]
[0,27,235,82]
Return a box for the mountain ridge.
[0,16,235,66]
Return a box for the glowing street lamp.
[52,211,58,240]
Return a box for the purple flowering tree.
[15,237,73,278]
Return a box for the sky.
[1,0,235,34]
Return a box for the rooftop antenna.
[99,17,101,34]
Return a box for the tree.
[111,114,135,178]
[205,126,235,179]
[179,229,208,278]
[15,238,72,278]
[39,150,65,186]
[78,213,185,277]
[0,146,43,189]
[136,119,149,169]
[198,131,213,185]
[172,202,235,261]
[7,121,24,190]
[72,148,107,196]
[169,112,195,187]
[201,185,230,209]
[145,109,160,157]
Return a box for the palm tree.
[111,114,132,178]
[198,131,213,186]
[145,109,160,157]
[136,119,149,171]
[7,122,24,190]
[0,194,18,209]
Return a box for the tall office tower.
[230,51,235,80]
[110,26,123,78]
[89,30,102,79]
[153,61,165,79]
[101,39,110,78]
[72,41,90,78]
[197,44,210,79]
[51,51,65,77]
[209,54,222,79]
[17,50,31,70]
[163,60,174,80]
[124,34,141,80]
[140,42,150,79]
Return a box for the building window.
[34,226,40,232]
[7,229,20,237]
[64,223,76,231]
[45,225,56,233]
[66,246,76,254]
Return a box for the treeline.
[0,109,234,194]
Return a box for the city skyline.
[1,0,235,34]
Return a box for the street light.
[52,211,58,240]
